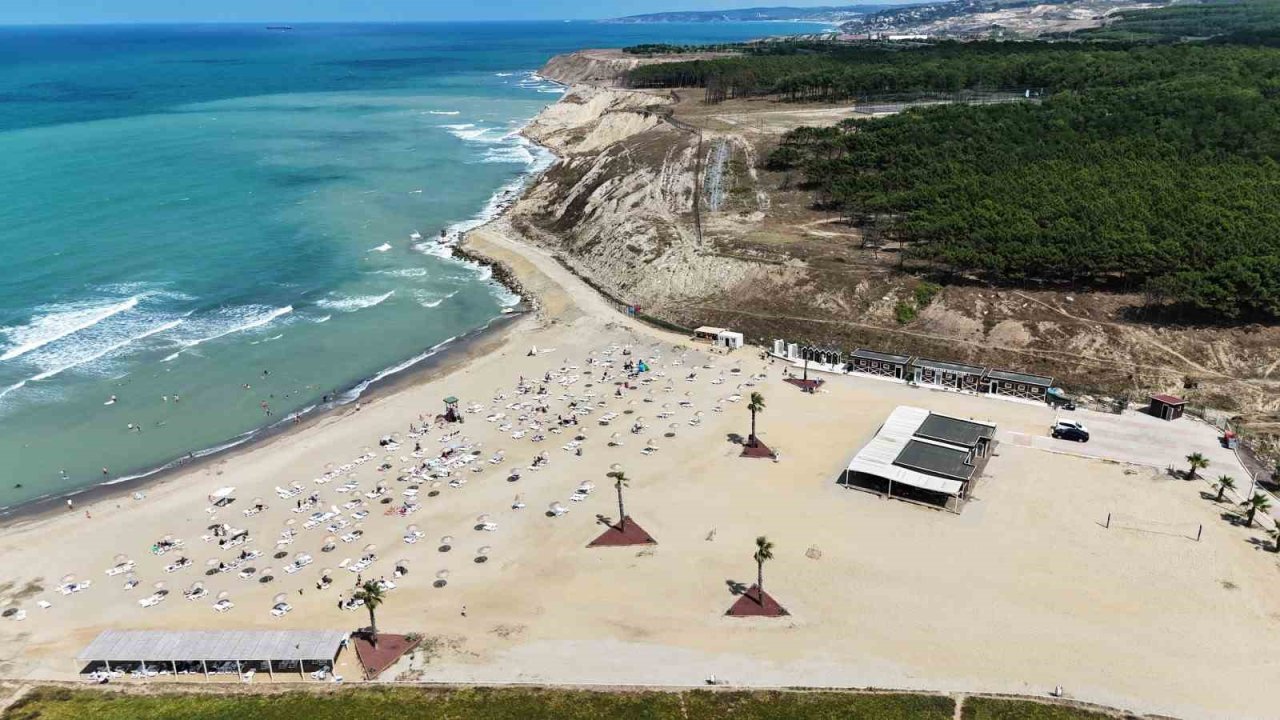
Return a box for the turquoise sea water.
[0,22,827,512]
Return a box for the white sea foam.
[440,123,497,142]
[315,291,394,313]
[314,315,332,323]
[426,110,461,115]
[413,290,458,308]
[373,267,429,278]
[0,296,140,362]
[340,334,459,402]
[0,318,184,400]
[161,305,293,362]
[495,72,515,77]
[370,242,393,253]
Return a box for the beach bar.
[77,629,348,680]
[839,406,995,513]
[985,369,1054,403]
[848,348,913,380]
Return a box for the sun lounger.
[212,599,235,612]
[105,562,135,576]
[270,602,291,617]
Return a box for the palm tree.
[613,471,630,531]
[1185,452,1209,481]
[353,580,385,647]
[1241,493,1272,528]
[753,535,774,604]
[1215,475,1236,502]
[1269,526,1280,553]
[747,392,765,447]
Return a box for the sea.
[0,21,829,513]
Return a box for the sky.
[2,0,907,25]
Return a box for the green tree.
[1186,452,1209,481]
[353,580,386,647]
[1241,492,1272,528]
[747,392,766,447]
[753,535,775,604]
[1215,475,1236,502]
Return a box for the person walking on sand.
[461,605,467,617]
[66,498,74,511]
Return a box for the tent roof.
[845,407,966,497]
[77,629,347,663]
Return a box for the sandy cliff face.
[538,51,644,86]
[510,85,771,314]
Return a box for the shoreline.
[0,309,531,529]
[0,78,571,525]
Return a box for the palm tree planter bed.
[726,584,789,617]
[587,516,657,547]
[784,377,823,391]
[353,632,421,680]
[740,439,775,459]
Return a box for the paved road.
[1000,408,1279,526]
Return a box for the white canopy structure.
[841,406,995,512]
[208,486,236,505]
[77,629,347,679]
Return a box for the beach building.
[839,406,995,512]
[911,357,987,392]
[77,629,348,680]
[694,327,743,349]
[847,348,913,380]
[1148,394,1187,421]
[985,369,1054,403]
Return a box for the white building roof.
[77,629,347,662]
[845,406,965,497]
[694,326,727,335]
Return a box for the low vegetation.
[2,687,1130,720]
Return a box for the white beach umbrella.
[113,553,129,565]
[216,590,230,601]
[406,524,419,535]
[294,552,308,562]
[476,513,490,524]
[189,581,204,593]
[61,573,76,585]
[549,501,565,513]
[476,546,491,557]
[273,592,287,605]
[439,535,453,549]
[363,544,377,554]
[435,569,450,580]
[152,581,166,591]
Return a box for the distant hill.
[607,5,902,23]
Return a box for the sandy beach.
[1,89,1278,720]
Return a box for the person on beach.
[66,498,73,511]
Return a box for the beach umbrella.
[189,581,204,593]
[406,524,419,535]
[322,536,337,551]
[476,513,490,524]
[205,558,220,568]
[435,569,450,580]
[113,553,129,565]
[610,463,623,473]
[152,581,166,591]
[363,543,377,555]
[324,462,335,473]
[259,568,274,583]
[294,552,308,562]
[549,501,565,513]
[252,496,263,506]
[2,606,19,618]
[476,546,491,558]
[61,573,75,585]
[439,536,453,551]
[216,590,230,601]
[284,518,296,527]
[273,592,287,605]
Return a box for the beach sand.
[0,120,1277,720]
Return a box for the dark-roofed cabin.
[985,368,1053,403]
[911,357,986,392]
[1149,394,1187,421]
[894,438,978,482]
[915,412,996,458]
[847,348,912,380]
